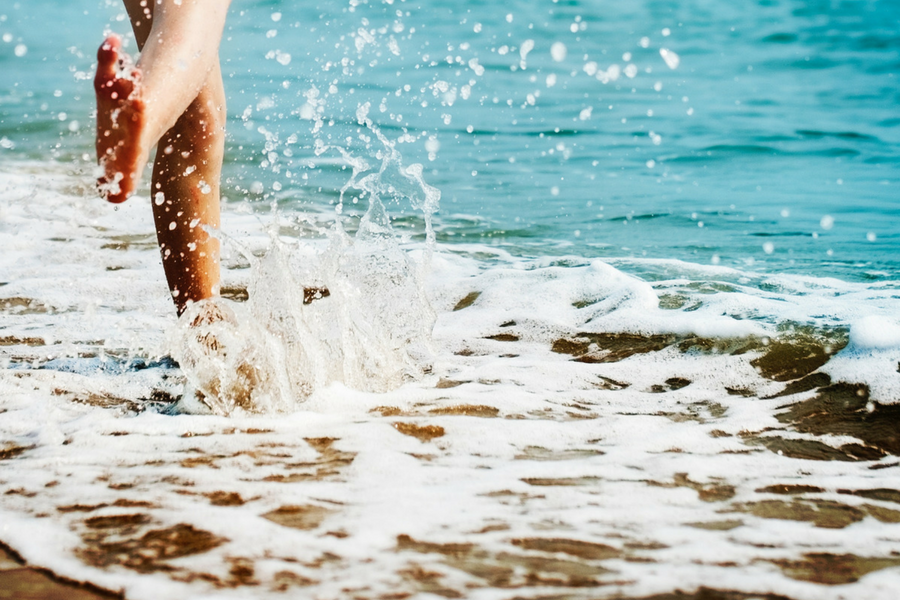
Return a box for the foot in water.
[174,299,267,416]
[94,34,147,204]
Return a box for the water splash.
[170,109,438,416]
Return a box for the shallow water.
[3,164,900,599]
[2,0,900,599]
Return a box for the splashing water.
[169,109,439,416]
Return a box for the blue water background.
[1,0,898,281]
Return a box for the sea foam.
[3,163,900,600]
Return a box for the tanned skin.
[95,0,231,314]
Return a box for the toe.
[94,34,122,92]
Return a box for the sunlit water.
[2,2,900,599]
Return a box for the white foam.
[849,315,900,350]
[819,316,900,401]
[3,163,900,599]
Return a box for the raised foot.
[94,34,147,204]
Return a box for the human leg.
[150,67,225,313]
[96,0,230,312]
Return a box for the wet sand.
[3,328,900,599]
[0,543,119,600]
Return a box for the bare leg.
[96,0,230,313]
[150,69,224,312]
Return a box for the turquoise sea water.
[1,0,899,279]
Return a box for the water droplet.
[660,48,680,69]
[425,136,440,160]
[550,42,567,62]
[519,39,534,68]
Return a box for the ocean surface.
[2,1,900,599]
[4,0,900,279]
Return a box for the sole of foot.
[94,34,147,204]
